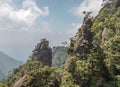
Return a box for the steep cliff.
[61,0,120,87]
[31,39,52,67]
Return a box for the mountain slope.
[0,70,6,80]
[0,51,23,77]
[61,1,120,87]
[91,0,120,82]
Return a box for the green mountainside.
[4,61,61,87]
[1,0,120,87]
[61,1,120,87]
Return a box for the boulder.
[102,27,108,42]
[14,75,28,87]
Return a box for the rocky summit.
[31,39,52,67]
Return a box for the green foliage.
[5,61,62,87]
[61,55,79,87]
[62,1,120,86]
[25,66,61,87]
[104,31,120,78]
[91,2,120,86]
[5,60,42,87]
[0,82,6,87]
[74,44,112,87]
[61,44,112,87]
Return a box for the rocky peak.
[31,39,52,67]
[68,12,93,58]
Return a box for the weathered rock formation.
[102,27,108,42]
[74,18,93,52]
[61,10,113,86]
[14,75,28,87]
[68,13,93,58]
[68,38,75,54]
[31,39,52,67]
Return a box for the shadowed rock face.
[68,17,93,58]
[31,39,52,67]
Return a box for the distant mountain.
[0,70,6,80]
[0,51,23,79]
[52,46,67,67]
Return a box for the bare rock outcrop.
[14,75,28,87]
[31,39,52,67]
[68,13,93,57]
[73,16,93,58]
[102,27,108,42]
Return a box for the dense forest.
[0,0,120,87]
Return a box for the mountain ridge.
[0,50,23,79]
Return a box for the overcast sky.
[0,0,103,62]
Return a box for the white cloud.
[0,0,49,25]
[67,23,82,36]
[19,21,52,33]
[70,0,103,17]
[67,0,102,37]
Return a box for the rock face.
[68,13,93,58]
[74,18,93,55]
[102,27,108,42]
[14,75,28,87]
[31,39,52,67]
